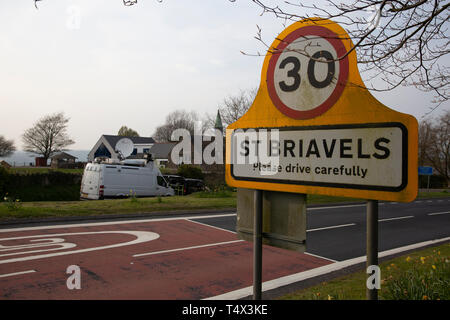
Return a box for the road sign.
[267,25,349,120]
[418,166,433,175]
[225,18,418,202]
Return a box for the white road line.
[304,252,337,263]
[307,223,356,232]
[428,211,450,216]
[133,240,244,257]
[307,204,366,211]
[205,236,450,300]
[415,201,422,203]
[378,216,414,222]
[0,270,36,278]
[187,218,237,234]
[0,213,237,233]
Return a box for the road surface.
[0,197,448,299]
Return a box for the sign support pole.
[253,189,263,300]
[366,200,378,300]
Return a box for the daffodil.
[420,256,426,264]
[432,265,436,270]
[406,256,411,262]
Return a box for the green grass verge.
[1,190,448,222]
[0,192,237,221]
[279,242,450,300]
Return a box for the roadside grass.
[279,242,450,300]
[0,193,237,221]
[0,189,448,222]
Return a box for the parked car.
[163,175,187,195]
[184,178,205,194]
[80,159,174,200]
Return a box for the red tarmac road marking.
[0,218,331,299]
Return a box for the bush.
[0,167,10,197]
[177,164,204,179]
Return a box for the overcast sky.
[1,0,448,150]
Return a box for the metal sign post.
[253,189,263,300]
[366,200,378,300]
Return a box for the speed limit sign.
[267,26,349,119]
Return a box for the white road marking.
[304,252,337,263]
[307,223,356,232]
[378,216,414,222]
[307,203,386,211]
[0,214,237,233]
[187,218,237,234]
[415,201,422,203]
[0,270,36,278]
[307,204,366,211]
[0,231,159,265]
[205,236,450,300]
[133,240,244,257]
[428,211,450,216]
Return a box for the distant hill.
[0,150,89,167]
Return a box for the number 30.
[278,50,336,92]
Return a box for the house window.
[143,148,150,153]
[131,148,137,155]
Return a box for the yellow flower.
[432,265,436,270]
[422,295,428,300]
[406,256,411,262]
[420,257,426,264]
[438,251,441,255]
[390,263,395,267]
[327,295,333,300]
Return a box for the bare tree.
[418,120,433,166]
[118,126,140,137]
[0,135,16,157]
[203,88,257,130]
[152,110,200,142]
[22,112,75,162]
[419,110,450,186]
[219,88,257,127]
[245,0,449,114]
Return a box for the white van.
[80,159,174,200]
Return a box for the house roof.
[51,152,77,160]
[102,135,155,149]
[149,143,176,159]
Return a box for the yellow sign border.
[225,18,418,202]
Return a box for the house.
[50,152,77,169]
[88,135,155,162]
[148,143,176,168]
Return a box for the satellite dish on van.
[115,138,134,159]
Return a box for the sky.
[0,0,448,151]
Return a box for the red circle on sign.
[267,26,349,119]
